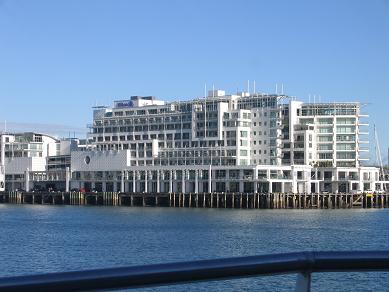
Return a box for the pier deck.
[1,191,388,209]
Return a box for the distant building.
[1,90,387,193]
[71,90,386,193]
[0,133,86,191]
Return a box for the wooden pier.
[1,191,388,209]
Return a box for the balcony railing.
[0,251,388,291]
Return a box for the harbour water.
[0,205,388,291]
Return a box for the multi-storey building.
[0,133,84,192]
[69,90,387,194]
[0,89,386,194]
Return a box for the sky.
[0,0,388,163]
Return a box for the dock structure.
[1,191,388,209]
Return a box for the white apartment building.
[68,90,387,194]
[0,133,83,191]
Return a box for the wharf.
[0,191,388,209]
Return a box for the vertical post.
[25,168,30,192]
[157,170,160,193]
[133,171,136,193]
[208,165,212,193]
[121,170,125,193]
[182,170,185,194]
[144,171,148,193]
[195,170,199,194]
[295,272,311,292]
[65,167,70,193]
[169,170,173,193]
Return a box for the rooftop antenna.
[309,94,311,104]
[247,80,250,95]
[253,80,256,94]
[275,83,278,95]
[281,83,284,95]
[204,83,207,139]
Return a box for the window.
[240,140,248,146]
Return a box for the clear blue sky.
[0,0,388,162]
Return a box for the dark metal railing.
[0,251,388,292]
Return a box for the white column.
[169,170,173,193]
[157,170,160,193]
[281,181,285,193]
[144,171,148,193]
[182,170,185,193]
[195,170,199,194]
[65,167,70,192]
[133,171,136,192]
[268,180,273,193]
[208,165,212,193]
[25,168,30,192]
[292,169,298,193]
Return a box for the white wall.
[71,150,131,172]
[4,157,46,174]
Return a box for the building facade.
[1,90,387,194]
[69,90,387,194]
[0,133,85,192]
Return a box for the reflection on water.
[0,205,388,291]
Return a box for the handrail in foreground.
[0,251,388,292]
